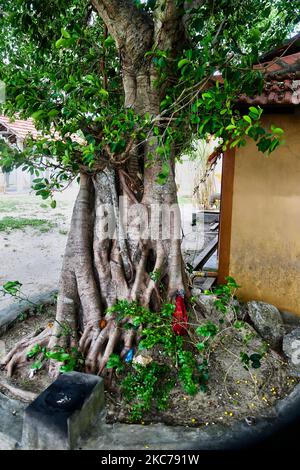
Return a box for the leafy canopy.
[0,0,299,199]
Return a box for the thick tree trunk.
[1,1,190,377]
[1,151,188,377]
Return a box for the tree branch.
[91,0,153,64]
[154,0,187,52]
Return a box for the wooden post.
[217,148,236,284]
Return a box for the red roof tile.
[0,115,84,144]
[239,39,300,106]
[0,115,40,140]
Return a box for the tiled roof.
[0,115,40,140]
[0,115,84,144]
[239,36,300,107]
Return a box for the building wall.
[175,138,222,200]
[229,112,300,315]
[0,167,33,193]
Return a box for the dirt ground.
[0,306,55,396]
[0,187,77,311]
[0,307,297,428]
[105,338,298,427]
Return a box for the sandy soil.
[0,306,56,396]
[0,187,77,310]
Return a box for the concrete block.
[22,371,104,449]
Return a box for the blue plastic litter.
[125,348,134,363]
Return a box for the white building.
[0,115,47,193]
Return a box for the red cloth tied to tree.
[172,293,188,335]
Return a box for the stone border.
[1,383,300,450]
[0,289,58,336]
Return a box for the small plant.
[177,349,202,395]
[106,299,209,419]
[149,269,161,282]
[46,347,84,373]
[205,276,241,317]
[121,362,175,421]
[104,276,267,421]
[1,280,36,308]
[240,352,263,370]
[2,280,23,296]
[196,321,218,338]
[26,344,84,373]
[106,353,125,374]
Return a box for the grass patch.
[0,216,55,232]
[0,199,19,213]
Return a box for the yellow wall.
[229,112,300,315]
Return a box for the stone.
[133,351,153,367]
[22,371,105,450]
[282,328,300,377]
[280,310,300,333]
[246,301,284,350]
[191,291,237,324]
[280,311,300,327]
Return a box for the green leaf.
[31,360,43,370]
[248,106,260,118]
[99,88,109,99]
[48,109,59,118]
[55,37,70,49]
[243,115,252,124]
[50,200,57,209]
[178,58,190,69]
[45,350,70,361]
[27,344,41,359]
[2,280,22,295]
[61,28,71,39]
[271,126,284,135]
[31,110,46,121]
[156,162,169,185]
[106,353,123,370]
[104,36,115,47]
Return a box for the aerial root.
[0,326,53,377]
[79,316,136,375]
